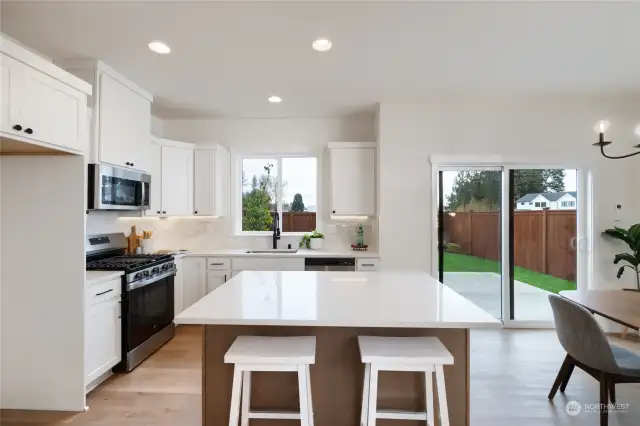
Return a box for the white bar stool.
[358,336,454,426]
[224,336,316,426]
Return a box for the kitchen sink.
[245,249,299,254]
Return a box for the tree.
[447,169,566,212]
[291,193,305,212]
[242,165,274,231]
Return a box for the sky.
[242,158,318,211]
[442,169,578,200]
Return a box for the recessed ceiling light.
[312,38,332,52]
[148,41,171,54]
[268,96,282,103]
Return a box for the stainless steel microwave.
[88,164,150,211]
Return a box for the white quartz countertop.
[174,271,501,329]
[86,270,124,285]
[181,249,379,259]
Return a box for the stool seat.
[224,336,316,365]
[358,336,454,426]
[225,336,316,426]
[358,336,454,366]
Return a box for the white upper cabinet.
[0,38,90,154]
[160,141,194,216]
[329,143,376,216]
[193,146,230,217]
[97,72,151,171]
[58,59,153,172]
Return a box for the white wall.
[378,96,640,292]
[88,116,378,251]
[1,155,86,411]
[151,114,164,137]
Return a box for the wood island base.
[202,325,470,426]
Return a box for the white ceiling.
[2,1,640,119]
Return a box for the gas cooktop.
[86,254,173,272]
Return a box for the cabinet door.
[194,149,214,216]
[85,298,121,384]
[181,257,206,309]
[146,140,162,216]
[330,148,376,215]
[206,271,228,294]
[21,66,86,152]
[98,73,150,170]
[0,54,23,135]
[161,146,194,216]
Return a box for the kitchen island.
[175,271,500,426]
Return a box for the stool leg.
[360,363,371,426]
[366,366,379,426]
[228,366,243,426]
[240,371,251,426]
[435,366,449,426]
[425,370,434,426]
[297,365,310,426]
[306,365,314,426]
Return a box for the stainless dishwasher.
[304,257,356,271]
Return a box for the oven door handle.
[127,268,176,291]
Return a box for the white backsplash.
[86,212,376,253]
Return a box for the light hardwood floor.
[2,326,638,426]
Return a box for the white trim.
[327,142,376,149]
[154,138,195,150]
[55,58,153,101]
[1,34,92,94]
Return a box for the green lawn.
[444,252,576,294]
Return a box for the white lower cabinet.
[206,271,228,294]
[173,257,184,316]
[181,257,206,310]
[85,285,121,387]
[356,258,381,271]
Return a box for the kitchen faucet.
[272,212,281,249]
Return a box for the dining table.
[559,290,640,332]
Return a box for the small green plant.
[300,229,324,249]
[603,224,640,290]
[444,242,461,253]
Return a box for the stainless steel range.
[86,233,175,372]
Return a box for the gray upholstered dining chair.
[548,294,640,426]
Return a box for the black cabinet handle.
[157,211,161,214]
[194,211,198,214]
[95,289,113,296]
[361,264,375,267]
[332,210,336,214]
[131,162,134,167]
[24,128,33,135]
[162,211,166,214]
[12,124,22,131]
[125,162,131,166]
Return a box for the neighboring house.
[516,191,577,211]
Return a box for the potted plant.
[300,230,325,250]
[603,224,640,291]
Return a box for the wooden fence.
[282,212,316,233]
[443,210,576,281]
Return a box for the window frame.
[234,152,322,237]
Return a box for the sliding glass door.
[437,165,587,326]
[438,168,503,320]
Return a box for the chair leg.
[240,371,251,426]
[306,366,314,426]
[228,366,243,426]
[360,363,371,426]
[424,370,435,426]
[599,372,609,426]
[559,360,575,393]
[297,365,310,426]
[548,354,572,400]
[366,366,379,426]
[435,365,450,426]
[609,381,616,404]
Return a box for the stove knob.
[143,270,150,277]
[152,267,160,274]
[134,272,143,280]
